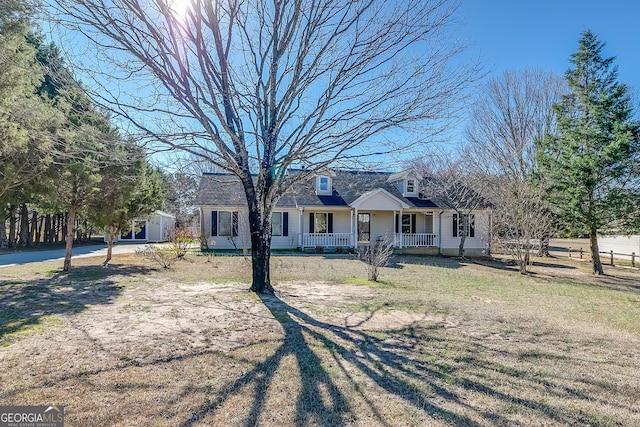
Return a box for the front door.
[358,213,370,243]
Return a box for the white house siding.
[302,209,352,234]
[597,235,640,259]
[355,191,405,211]
[108,211,176,243]
[272,210,300,249]
[403,211,435,234]
[201,207,299,250]
[147,213,175,242]
[439,211,491,256]
[355,210,435,245]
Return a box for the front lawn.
[1,253,638,426]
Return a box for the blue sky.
[458,1,640,92]
[46,1,639,167]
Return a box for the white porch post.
[398,208,403,248]
[298,208,304,248]
[354,208,358,250]
[350,210,354,248]
[438,210,444,255]
[393,210,397,247]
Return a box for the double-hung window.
[406,179,415,194]
[401,214,412,234]
[315,213,328,233]
[271,212,289,236]
[308,212,333,234]
[211,211,238,237]
[218,211,234,236]
[319,177,329,192]
[395,213,417,234]
[316,176,332,195]
[453,213,475,238]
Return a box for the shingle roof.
[194,173,298,207]
[194,170,452,209]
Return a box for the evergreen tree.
[0,4,60,203]
[539,30,640,274]
[88,149,166,264]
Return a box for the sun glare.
[167,0,192,22]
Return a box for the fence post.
[580,248,583,259]
[610,250,614,266]
[632,252,636,268]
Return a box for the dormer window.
[320,177,329,191]
[316,175,332,195]
[405,178,416,195]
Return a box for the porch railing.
[396,233,438,247]
[302,233,352,248]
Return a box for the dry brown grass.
[1,251,639,426]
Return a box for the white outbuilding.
[106,210,176,243]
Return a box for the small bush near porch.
[1,253,639,426]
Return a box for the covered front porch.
[298,206,440,251]
[300,231,439,250]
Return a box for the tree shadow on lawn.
[386,255,467,270]
[530,266,640,294]
[0,264,151,345]
[176,292,627,426]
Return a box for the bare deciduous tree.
[412,155,488,259]
[464,69,565,273]
[50,0,480,292]
[489,179,553,273]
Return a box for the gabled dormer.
[387,169,419,197]
[313,170,336,196]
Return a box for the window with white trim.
[406,179,416,194]
[218,211,234,236]
[315,212,327,233]
[316,176,332,195]
[395,213,417,234]
[272,212,283,236]
[401,214,412,234]
[211,210,238,237]
[453,213,475,238]
[320,177,329,191]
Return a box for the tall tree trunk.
[104,228,118,265]
[53,213,60,243]
[18,204,29,247]
[30,210,38,246]
[0,206,7,249]
[61,212,67,243]
[590,228,604,275]
[8,204,16,248]
[249,213,274,293]
[458,235,466,258]
[458,214,466,258]
[63,207,77,271]
[44,214,51,244]
[36,214,44,245]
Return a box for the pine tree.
[539,30,640,275]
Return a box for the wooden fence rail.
[568,247,636,267]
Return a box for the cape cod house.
[195,170,492,256]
